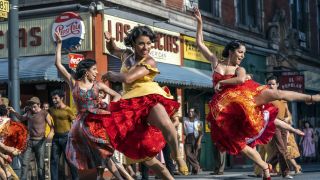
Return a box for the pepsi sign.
[52,12,85,50]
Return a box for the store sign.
[52,12,85,50]
[0,0,9,18]
[104,15,181,65]
[0,13,92,58]
[68,53,84,71]
[279,73,304,93]
[182,35,224,63]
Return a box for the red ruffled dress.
[87,57,179,160]
[0,117,28,151]
[207,72,278,155]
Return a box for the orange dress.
[87,57,179,160]
[207,72,278,155]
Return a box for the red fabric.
[207,72,277,155]
[1,120,28,151]
[86,94,180,160]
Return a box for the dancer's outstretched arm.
[102,57,155,83]
[194,7,218,68]
[274,119,304,136]
[54,32,75,87]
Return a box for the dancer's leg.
[274,119,304,136]
[113,160,134,180]
[143,157,174,180]
[105,158,125,180]
[255,89,320,106]
[241,145,270,178]
[147,103,188,175]
[289,159,302,173]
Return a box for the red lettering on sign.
[0,31,3,49]
[19,28,27,47]
[30,27,41,46]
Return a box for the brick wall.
[221,0,235,27]
[166,0,184,12]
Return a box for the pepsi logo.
[52,12,85,50]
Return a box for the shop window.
[186,0,221,18]
[290,0,309,48]
[236,0,263,32]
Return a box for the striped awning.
[0,55,62,83]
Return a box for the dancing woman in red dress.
[94,26,188,179]
[194,8,318,180]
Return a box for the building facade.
[1,0,319,170]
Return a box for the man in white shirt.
[183,108,202,175]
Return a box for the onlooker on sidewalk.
[10,96,54,180]
[42,102,54,180]
[183,108,203,175]
[300,121,316,163]
[49,90,79,180]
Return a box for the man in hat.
[9,96,54,180]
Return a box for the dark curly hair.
[222,40,245,58]
[266,75,279,83]
[124,26,156,47]
[0,104,8,116]
[50,89,65,98]
[74,59,96,80]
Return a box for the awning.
[0,55,62,83]
[107,55,213,88]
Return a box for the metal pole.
[8,0,20,113]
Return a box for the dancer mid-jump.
[93,26,188,179]
[194,7,319,180]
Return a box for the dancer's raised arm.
[194,7,218,67]
[105,31,126,59]
[54,32,75,87]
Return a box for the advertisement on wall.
[103,14,181,65]
[182,35,224,63]
[279,72,304,93]
[0,12,92,58]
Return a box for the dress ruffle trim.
[87,94,179,160]
[138,61,160,73]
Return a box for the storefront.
[0,12,93,108]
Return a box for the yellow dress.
[287,133,300,159]
[89,56,180,161]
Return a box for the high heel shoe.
[174,156,189,175]
[295,165,302,174]
[262,164,272,180]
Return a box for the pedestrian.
[299,121,316,162]
[183,108,202,174]
[9,96,54,180]
[49,89,79,180]
[99,26,188,179]
[194,7,317,180]
[42,102,55,180]
[265,75,293,179]
[54,32,131,180]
